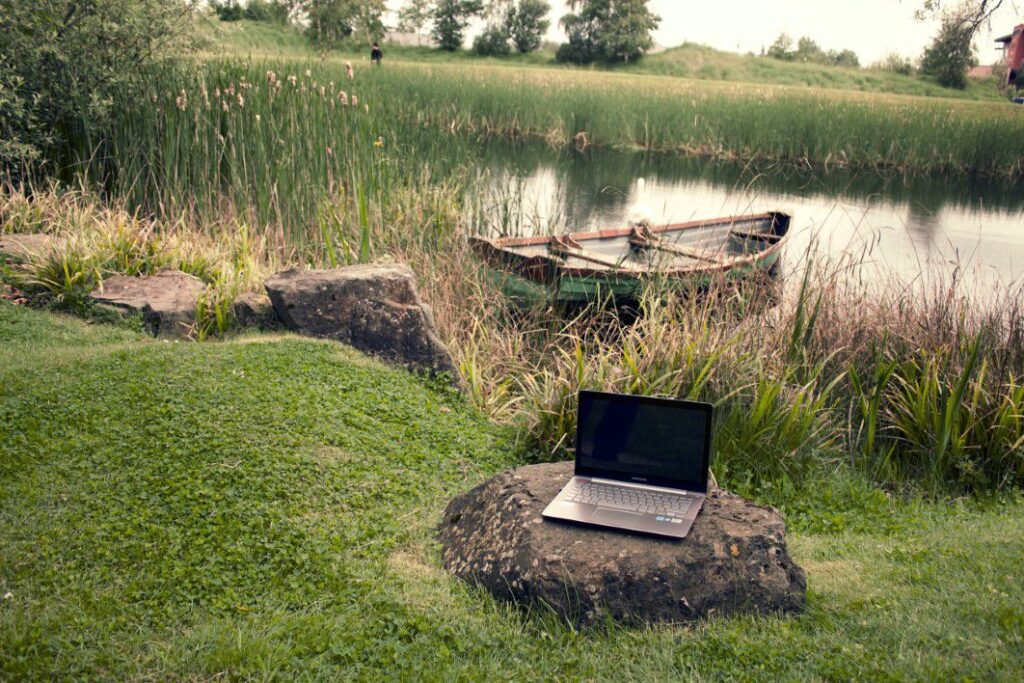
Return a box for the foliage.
[304,0,386,47]
[0,0,194,174]
[920,10,978,89]
[431,0,484,51]
[767,33,860,68]
[396,0,432,36]
[505,0,550,54]
[874,52,918,75]
[473,24,512,56]
[766,33,795,60]
[556,0,660,64]
[211,0,290,23]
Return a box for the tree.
[556,0,660,64]
[506,0,550,54]
[431,0,484,51]
[304,0,385,48]
[920,10,978,88]
[795,37,823,62]
[397,0,432,43]
[0,0,194,172]
[827,49,860,68]
[766,33,794,60]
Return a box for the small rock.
[89,270,206,339]
[264,264,460,382]
[231,291,278,329]
[438,461,807,627]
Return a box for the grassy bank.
[2,302,1023,679]
[204,19,1005,102]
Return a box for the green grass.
[202,19,1005,102]
[2,302,1023,679]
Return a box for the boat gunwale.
[469,212,790,280]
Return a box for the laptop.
[541,390,712,539]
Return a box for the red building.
[996,24,1024,87]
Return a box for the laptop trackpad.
[592,508,645,526]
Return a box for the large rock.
[264,264,459,380]
[0,234,60,262]
[439,461,806,627]
[89,270,206,339]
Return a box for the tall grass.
[62,59,1024,237]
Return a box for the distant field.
[201,19,1006,102]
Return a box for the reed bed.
[59,59,1024,237]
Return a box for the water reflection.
[474,141,1024,291]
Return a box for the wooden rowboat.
[469,211,792,303]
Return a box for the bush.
[921,12,977,89]
[0,0,194,175]
[875,53,917,76]
[473,26,512,56]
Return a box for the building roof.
[996,24,1024,44]
[967,65,994,78]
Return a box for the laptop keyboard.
[565,480,694,516]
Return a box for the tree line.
[213,0,663,64]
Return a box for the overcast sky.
[388,1,1022,65]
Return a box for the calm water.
[474,143,1024,294]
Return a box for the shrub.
[473,26,512,56]
[0,0,194,175]
[875,52,917,76]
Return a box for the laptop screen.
[575,391,712,492]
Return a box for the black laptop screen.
[575,391,711,491]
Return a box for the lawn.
[2,302,1022,679]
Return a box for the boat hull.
[472,212,790,305]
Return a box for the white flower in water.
[305,69,312,77]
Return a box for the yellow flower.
[373,137,384,148]
[730,544,740,557]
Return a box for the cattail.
[237,93,244,108]
[352,94,358,107]
[266,70,277,84]
[337,91,348,106]
[222,99,229,112]
[345,61,354,79]
[175,90,188,111]
[364,103,369,113]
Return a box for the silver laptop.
[542,390,712,540]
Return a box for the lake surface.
[473,143,1024,295]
